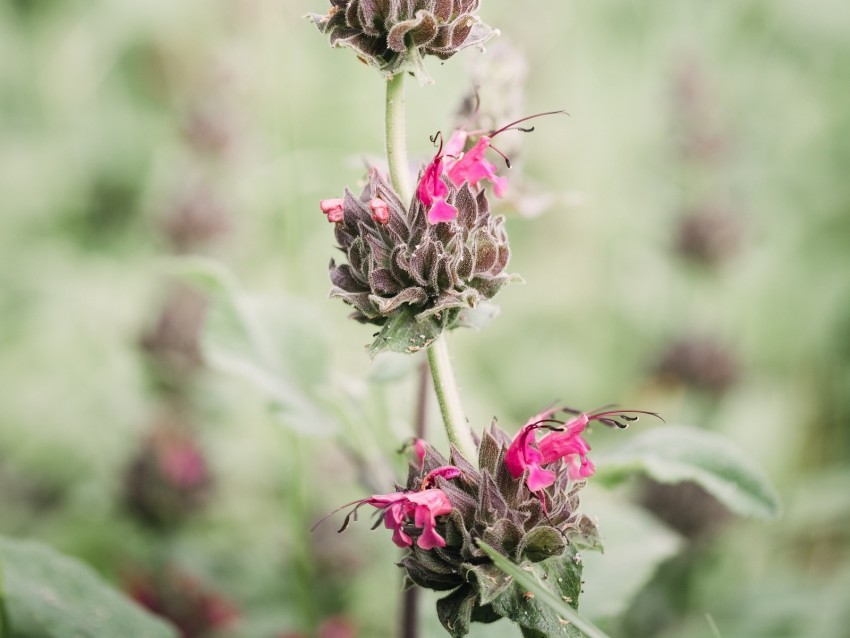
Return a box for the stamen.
[488,110,568,138]
[487,141,513,169]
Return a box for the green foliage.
[595,425,782,520]
[173,257,338,435]
[579,496,683,620]
[0,537,177,638]
[478,541,607,638]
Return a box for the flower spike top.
[308,0,498,84]
[313,465,461,550]
[506,407,663,493]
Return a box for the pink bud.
[369,198,389,224]
[320,198,345,224]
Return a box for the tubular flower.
[417,153,458,224]
[504,407,559,491]
[325,167,513,355]
[507,408,662,492]
[369,197,390,224]
[319,465,461,551]
[416,111,565,219]
[320,198,345,223]
[308,0,497,83]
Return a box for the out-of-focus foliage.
[1,0,849,636]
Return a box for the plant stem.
[400,361,429,638]
[0,560,9,638]
[385,73,414,203]
[427,335,477,462]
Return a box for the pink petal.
[526,463,557,492]
[427,199,459,224]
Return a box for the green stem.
[0,559,9,638]
[384,74,476,463]
[426,335,477,462]
[385,73,414,203]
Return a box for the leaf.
[478,541,610,638]
[367,305,443,358]
[0,537,177,638]
[579,495,683,620]
[171,257,337,435]
[593,425,781,520]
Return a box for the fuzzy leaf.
[478,541,611,638]
[594,425,781,520]
[580,497,683,620]
[0,537,177,638]
[367,304,443,358]
[172,257,337,435]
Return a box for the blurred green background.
[2,0,850,636]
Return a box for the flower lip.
[311,463,462,550]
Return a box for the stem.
[400,361,429,638]
[385,73,414,203]
[0,559,9,638]
[427,334,477,462]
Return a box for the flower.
[369,197,390,224]
[506,408,662,492]
[320,198,345,223]
[318,465,461,550]
[504,407,560,491]
[446,136,508,196]
[308,0,497,83]
[415,111,565,223]
[417,153,458,224]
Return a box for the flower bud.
[308,0,498,83]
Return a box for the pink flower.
[320,198,344,223]
[538,413,595,480]
[369,197,389,224]
[316,465,461,550]
[417,153,458,224]
[446,136,508,198]
[505,408,561,492]
[506,408,660,492]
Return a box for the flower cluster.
[316,407,658,636]
[308,0,497,82]
[322,167,513,354]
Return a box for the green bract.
[308,0,497,82]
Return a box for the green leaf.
[580,495,683,620]
[172,257,337,435]
[367,305,443,358]
[478,541,610,638]
[0,537,177,638]
[593,425,781,520]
